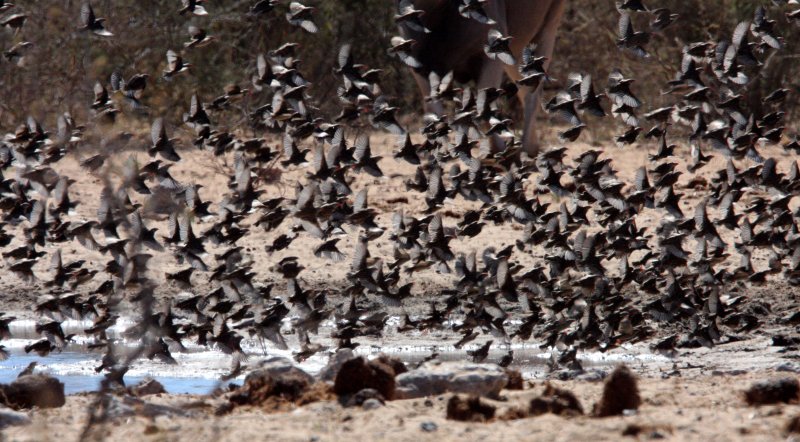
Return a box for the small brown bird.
[467,340,493,363]
[162,50,191,79]
[79,3,112,36]
[484,29,516,65]
[184,26,215,49]
[179,0,208,16]
[1,13,26,34]
[388,36,422,68]
[286,2,317,33]
[149,117,181,161]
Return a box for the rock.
[252,356,314,385]
[622,424,673,439]
[0,407,30,429]
[776,363,800,374]
[446,395,496,422]
[106,396,194,420]
[744,377,800,406]
[318,348,355,382]
[128,378,166,397]
[529,383,583,417]
[361,398,383,410]
[771,335,800,347]
[553,368,607,382]
[420,421,438,432]
[333,357,396,400]
[594,364,641,417]
[343,388,385,408]
[395,361,508,399]
[0,375,65,409]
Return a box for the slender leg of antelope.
[477,61,507,152]
[521,0,566,157]
[413,72,444,116]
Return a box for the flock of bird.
[0,0,799,384]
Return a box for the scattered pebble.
[361,398,383,410]
[420,421,437,432]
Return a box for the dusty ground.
[0,129,797,320]
[1,127,799,440]
[3,366,800,442]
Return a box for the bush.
[1,1,797,133]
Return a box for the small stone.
[143,424,160,435]
[420,421,437,432]
[362,398,383,410]
[344,388,385,408]
[776,364,800,374]
[128,378,166,397]
[0,407,30,429]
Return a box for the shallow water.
[0,317,669,394]
[0,350,231,395]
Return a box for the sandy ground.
[1,127,799,440]
[3,366,799,442]
[0,129,797,320]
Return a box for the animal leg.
[413,72,444,116]
[477,61,507,152]
[521,0,566,157]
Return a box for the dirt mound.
[0,375,65,410]
[787,414,800,435]
[529,383,584,417]
[333,356,397,400]
[446,395,496,422]
[504,369,524,390]
[225,369,333,413]
[743,377,799,406]
[594,364,641,417]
